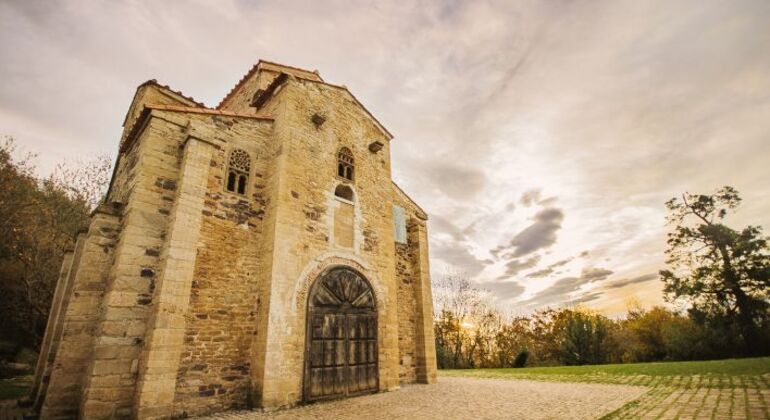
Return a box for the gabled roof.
[121,79,206,127]
[141,79,206,107]
[250,71,394,140]
[217,59,322,110]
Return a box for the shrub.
[513,349,529,368]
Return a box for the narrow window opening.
[237,175,247,195]
[227,172,236,192]
[334,184,354,201]
[337,147,354,181]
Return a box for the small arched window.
[226,149,250,195]
[337,147,354,181]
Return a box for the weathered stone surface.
[35,60,436,419]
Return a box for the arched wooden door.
[304,267,378,402]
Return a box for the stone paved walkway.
[198,376,647,420]
[602,376,770,419]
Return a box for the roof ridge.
[216,59,322,109]
[250,74,393,140]
[145,104,274,120]
[257,59,320,76]
[141,79,206,108]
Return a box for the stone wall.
[392,184,438,385]
[78,113,184,419]
[30,246,74,409]
[395,241,417,383]
[246,76,401,408]
[170,117,273,417]
[41,206,121,419]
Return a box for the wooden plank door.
[307,313,346,400]
[346,313,378,395]
[304,267,378,402]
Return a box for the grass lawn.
[442,358,770,419]
[442,357,770,381]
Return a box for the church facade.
[31,60,437,419]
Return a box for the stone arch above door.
[293,253,384,314]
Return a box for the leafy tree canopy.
[660,186,770,354]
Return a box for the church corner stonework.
[32,60,437,419]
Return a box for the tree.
[0,136,111,350]
[660,186,770,355]
[560,309,610,365]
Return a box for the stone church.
[31,60,437,419]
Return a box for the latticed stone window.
[337,147,354,181]
[226,149,251,195]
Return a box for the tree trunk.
[718,245,760,355]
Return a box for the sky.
[1,0,769,316]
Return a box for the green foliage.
[0,136,111,351]
[0,376,31,400]
[513,349,529,368]
[560,310,610,365]
[660,186,770,355]
[434,273,770,370]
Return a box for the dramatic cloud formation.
[493,207,565,259]
[2,0,768,315]
[603,274,659,290]
[519,267,614,309]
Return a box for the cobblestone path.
[602,375,770,419]
[198,376,647,419]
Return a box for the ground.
[200,377,645,419]
[198,358,770,420]
[444,357,770,419]
[2,358,769,419]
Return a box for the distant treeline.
[434,300,770,369]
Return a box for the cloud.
[526,268,554,278]
[430,215,468,242]
[520,189,541,207]
[431,242,490,277]
[493,207,564,258]
[518,266,613,308]
[2,0,769,316]
[580,267,614,282]
[571,291,604,305]
[480,280,525,300]
[520,189,558,208]
[603,273,658,289]
[422,161,487,200]
[499,255,541,278]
